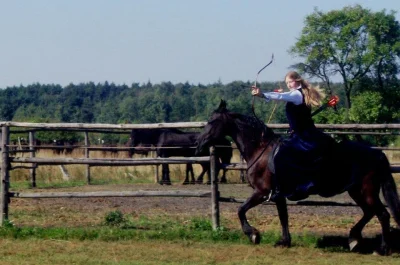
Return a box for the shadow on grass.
[316,228,400,254]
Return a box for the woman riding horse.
[196,100,400,255]
[252,71,336,201]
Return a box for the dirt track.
[10,182,390,235]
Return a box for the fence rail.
[10,157,210,166]
[2,121,400,129]
[10,190,212,199]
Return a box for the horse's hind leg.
[348,189,375,251]
[188,164,195,184]
[220,169,228,184]
[182,164,189,185]
[196,164,208,184]
[373,200,392,255]
[216,159,226,184]
[348,187,392,255]
[274,196,291,247]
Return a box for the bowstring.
[267,81,282,124]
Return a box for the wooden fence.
[0,121,400,230]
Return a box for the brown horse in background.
[196,100,400,255]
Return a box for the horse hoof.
[250,232,261,244]
[159,181,172,185]
[373,247,392,256]
[274,239,291,248]
[182,181,190,185]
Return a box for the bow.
[252,53,274,113]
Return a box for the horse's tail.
[380,153,400,227]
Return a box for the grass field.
[2,148,400,264]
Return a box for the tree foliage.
[290,5,400,113]
[0,79,397,145]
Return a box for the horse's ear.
[217,99,227,112]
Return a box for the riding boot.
[268,185,282,202]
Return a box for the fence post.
[0,125,10,225]
[29,131,36,187]
[84,131,91,184]
[210,146,220,230]
[153,151,159,183]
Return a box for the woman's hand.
[251,86,264,98]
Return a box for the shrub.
[104,210,125,226]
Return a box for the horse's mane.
[213,101,275,142]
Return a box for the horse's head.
[196,100,232,154]
[128,129,150,156]
[196,99,276,159]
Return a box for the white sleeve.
[262,89,303,105]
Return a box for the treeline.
[0,80,398,144]
[0,81,334,123]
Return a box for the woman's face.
[285,77,299,90]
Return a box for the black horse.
[196,100,400,255]
[129,128,232,185]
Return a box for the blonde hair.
[285,71,325,107]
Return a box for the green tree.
[348,91,386,123]
[289,5,400,112]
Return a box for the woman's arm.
[262,89,302,105]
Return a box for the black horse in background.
[129,128,232,185]
[196,100,400,255]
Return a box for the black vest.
[285,88,315,134]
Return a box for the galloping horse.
[129,128,232,185]
[196,100,400,255]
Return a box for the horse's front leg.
[274,196,291,247]
[238,190,271,244]
[182,164,195,185]
[161,164,171,185]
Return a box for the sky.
[1,0,399,88]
